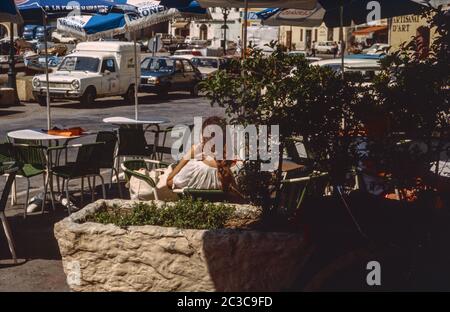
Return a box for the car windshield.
[191,58,218,68]
[141,58,174,72]
[58,56,100,72]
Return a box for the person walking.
[332,42,338,59]
[311,41,317,57]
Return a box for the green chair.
[121,159,229,202]
[121,159,171,200]
[0,156,21,263]
[1,141,48,218]
[115,127,154,183]
[148,124,194,161]
[95,131,122,198]
[50,142,106,214]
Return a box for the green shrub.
[84,199,236,230]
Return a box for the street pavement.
[0,93,225,291]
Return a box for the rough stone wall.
[54,199,310,292]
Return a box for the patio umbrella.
[194,0,317,8]
[258,0,448,75]
[57,0,209,119]
[16,0,130,130]
[1,0,23,24]
[184,0,317,58]
[1,0,23,108]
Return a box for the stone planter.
[54,199,311,292]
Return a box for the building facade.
[170,8,242,48]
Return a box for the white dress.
[172,144,222,190]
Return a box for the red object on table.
[47,127,85,137]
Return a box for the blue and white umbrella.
[192,0,317,57]
[15,0,133,23]
[257,6,325,27]
[258,0,448,75]
[259,0,449,28]
[0,0,23,23]
[194,0,316,8]
[57,1,209,40]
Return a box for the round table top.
[7,129,81,141]
[102,116,170,125]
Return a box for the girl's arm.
[166,145,196,189]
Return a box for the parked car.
[168,42,189,55]
[52,30,78,44]
[22,25,39,41]
[315,41,335,54]
[362,43,391,55]
[139,56,202,97]
[173,49,203,56]
[287,50,322,63]
[32,42,139,106]
[190,56,224,79]
[35,26,56,42]
[310,58,381,74]
[184,36,200,44]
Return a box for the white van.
[32,41,140,106]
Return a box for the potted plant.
[54,198,311,292]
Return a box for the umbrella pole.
[133,32,139,120]
[242,0,248,59]
[43,9,51,130]
[7,22,18,104]
[339,3,344,79]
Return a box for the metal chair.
[0,156,21,263]
[95,131,122,198]
[0,141,48,218]
[121,159,171,200]
[50,142,106,214]
[279,172,329,215]
[114,126,153,179]
[148,124,194,162]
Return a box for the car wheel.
[123,85,135,103]
[80,87,96,106]
[36,95,47,106]
[190,83,199,97]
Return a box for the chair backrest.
[117,127,148,157]
[69,142,105,176]
[0,142,14,163]
[12,139,46,167]
[0,161,19,213]
[95,131,118,168]
[121,160,156,188]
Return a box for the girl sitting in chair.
[167,116,239,195]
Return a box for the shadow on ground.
[0,110,23,117]
[49,93,197,110]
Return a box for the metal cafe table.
[6,129,92,212]
[102,115,170,158]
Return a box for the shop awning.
[172,22,190,29]
[353,25,388,36]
